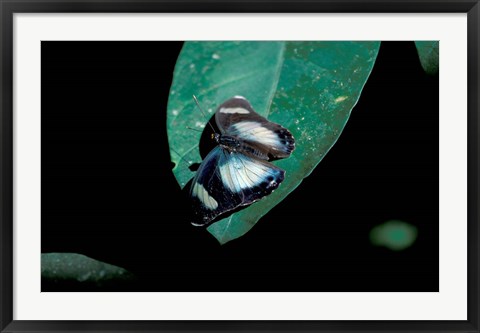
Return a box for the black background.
[41,41,439,292]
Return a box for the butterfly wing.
[215,96,295,159]
[190,146,285,226]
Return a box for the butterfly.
[189,96,295,227]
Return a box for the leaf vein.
[265,42,286,117]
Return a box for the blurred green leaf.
[167,41,380,244]
[414,41,439,75]
[370,220,418,251]
[42,253,134,287]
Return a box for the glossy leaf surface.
[167,41,380,244]
[42,253,134,287]
[415,41,439,75]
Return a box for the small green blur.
[369,220,418,251]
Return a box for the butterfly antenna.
[192,95,217,134]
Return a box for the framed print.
[1,1,479,332]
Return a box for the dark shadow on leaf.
[188,162,201,172]
[198,114,218,158]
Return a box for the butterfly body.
[215,134,241,151]
[215,133,269,160]
[190,96,295,227]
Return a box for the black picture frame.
[1,1,478,332]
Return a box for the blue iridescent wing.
[190,147,285,226]
[215,96,295,159]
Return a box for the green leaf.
[414,41,439,75]
[167,41,380,244]
[42,253,134,286]
[370,220,418,251]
